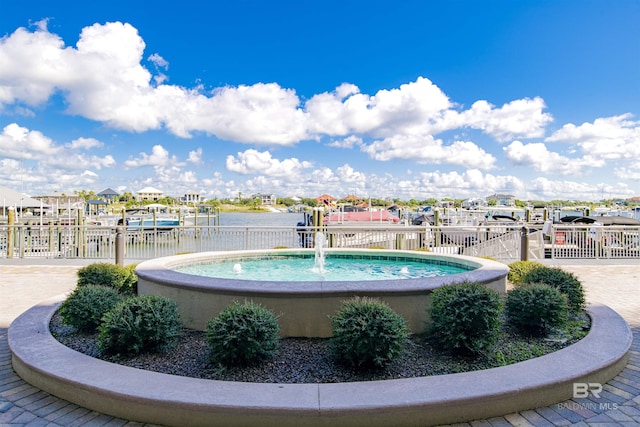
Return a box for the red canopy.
[324,210,399,223]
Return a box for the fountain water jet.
[313,232,327,275]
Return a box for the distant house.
[338,194,364,206]
[461,198,486,210]
[34,191,84,211]
[316,194,336,207]
[179,191,202,205]
[97,188,119,203]
[487,194,516,207]
[253,193,276,206]
[136,187,164,202]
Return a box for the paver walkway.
[1,262,638,426]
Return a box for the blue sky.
[1,0,639,202]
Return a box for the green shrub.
[429,281,502,356]
[123,263,138,294]
[507,261,544,285]
[330,297,408,369]
[206,301,280,367]
[522,267,585,312]
[58,285,123,332]
[77,263,137,295]
[506,284,568,336]
[98,295,181,356]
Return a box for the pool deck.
[1,259,639,426]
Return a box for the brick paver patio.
[1,262,638,426]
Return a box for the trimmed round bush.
[206,301,280,367]
[429,281,502,356]
[58,285,122,332]
[522,266,585,312]
[77,262,138,295]
[506,283,568,336]
[98,295,181,356]
[330,297,408,369]
[508,260,544,285]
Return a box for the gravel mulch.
[50,313,587,384]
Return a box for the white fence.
[1,223,639,262]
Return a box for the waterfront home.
[136,187,164,202]
[97,188,120,203]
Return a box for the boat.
[181,204,219,227]
[126,217,179,230]
[558,215,640,226]
[118,208,180,231]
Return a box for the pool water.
[175,256,470,282]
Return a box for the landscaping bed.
[50,312,589,384]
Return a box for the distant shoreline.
[217,204,281,213]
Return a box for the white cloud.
[456,97,553,142]
[327,135,363,149]
[0,123,115,173]
[194,83,308,144]
[124,144,177,168]
[67,137,103,150]
[141,83,310,144]
[503,140,605,175]
[420,169,523,193]
[148,53,169,69]
[0,24,67,105]
[525,176,635,200]
[545,114,640,160]
[225,149,312,177]
[614,162,640,181]
[0,123,61,158]
[0,22,557,155]
[393,169,525,200]
[335,164,366,184]
[2,21,638,201]
[187,148,203,164]
[0,22,158,130]
[305,77,452,137]
[362,134,496,169]
[179,170,198,184]
[0,158,21,176]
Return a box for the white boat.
[127,216,180,230]
[182,205,218,226]
[119,208,180,230]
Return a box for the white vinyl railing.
[546,224,640,260]
[1,223,639,262]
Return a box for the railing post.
[520,226,529,261]
[115,226,125,266]
[7,207,15,258]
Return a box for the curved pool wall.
[135,249,509,337]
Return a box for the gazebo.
[97,188,120,203]
[85,200,109,215]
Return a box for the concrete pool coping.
[9,298,631,427]
[135,249,508,295]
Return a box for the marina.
[2,210,639,263]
